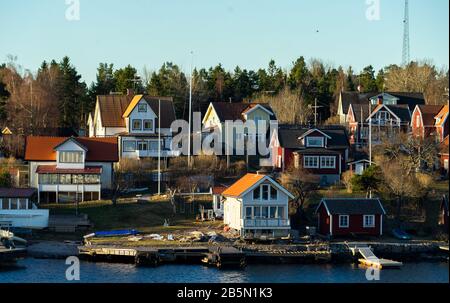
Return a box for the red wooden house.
[411,105,443,139]
[315,198,386,237]
[270,126,349,185]
[439,135,449,176]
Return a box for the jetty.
[0,246,27,263]
[347,243,403,269]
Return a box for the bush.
[0,169,12,187]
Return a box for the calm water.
[0,258,448,283]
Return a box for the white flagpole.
[158,98,161,195]
[188,51,193,169]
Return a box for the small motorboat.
[84,229,140,239]
[392,228,412,240]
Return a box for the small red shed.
[315,198,386,237]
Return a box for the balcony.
[135,149,181,158]
[243,219,290,228]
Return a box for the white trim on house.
[298,129,332,140]
[366,104,401,122]
[243,104,274,117]
[230,175,295,200]
[339,215,349,228]
[363,215,376,228]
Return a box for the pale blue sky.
[1,0,448,84]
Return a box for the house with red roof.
[25,136,119,203]
[411,105,443,139]
[222,173,294,239]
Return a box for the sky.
[0,0,448,85]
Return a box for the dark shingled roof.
[385,105,412,122]
[340,92,379,115]
[416,105,443,126]
[340,91,425,114]
[277,126,349,150]
[349,104,371,123]
[211,102,276,122]
[317,198,386,215]
[0,188,36,198]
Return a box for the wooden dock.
[0,247,27,263]
[348,244,403,269]
[439,245,449,251]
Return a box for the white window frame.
[306,137,324,147]
[138,104,147,112]
[363,215,375,228]
[339,215,349,228]
[304,156,319,168]
[59,151,84,164]
[320,156,336,169]
[132,119,142,131]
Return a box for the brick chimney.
[377,95,384,105]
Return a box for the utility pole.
[368,100,372,167]
[188,51,193,169]
[312,98,323,127]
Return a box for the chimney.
[127,89,135,96]
[377,95,384,105]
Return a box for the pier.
[0,247,27,263]
[347,243,403,269]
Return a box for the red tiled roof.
[36,165,103,174]
[0,188,35,198]
[212,186,228,195]
[25,137,119,162]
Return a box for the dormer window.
[138,104,147,112]
[59,151,83,163]
[306,137,324,147]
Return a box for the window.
[262,185,269,200]
[138,104,147,112]
[60,174,72,184]
[278,207,285,219]
[10,198,18,210]
[364,215,375,228]
[132,119,142,131]
[18,199,27,210]
[149,141,161,151]
[444,159,449,170]
[253,186,261,200]
[85,174,100,184]
[270,186,277,200]
[254,207,261,218]
[339,215,349,228]
[320,156,336,169]
[143,119,153,131]
[123,141,136,152]
[416,115,421,128]
[261,207,269,218]
[245,207,253,219]
[304,156,319,168]
[1,199,8,210]
[137,141,148,151]
[269,207,277,219]
[59,151,83,163]
[72,175,84,184]
[306,137,324,147]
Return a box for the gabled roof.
[53,137,88,151]
[348,104,370,123]
[435,105,449,127]
[315,198,386,215]
[222,173,294,199]
[276,126,349,150]
[340,92,379,115]
[25,136,119,162]
[122,95,176,128]
[207,102,276,123]
[367,104,411,122]
[413,105,443,127]
[298,129,331,140]
[1,127,12,135]
[97,95,133,127]
[440,136,449,155]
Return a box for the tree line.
[0,55,448,146]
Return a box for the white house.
[222,173,293,239]
[25,136,119,203]
[87,94,179,160]
[0,188,49,229]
